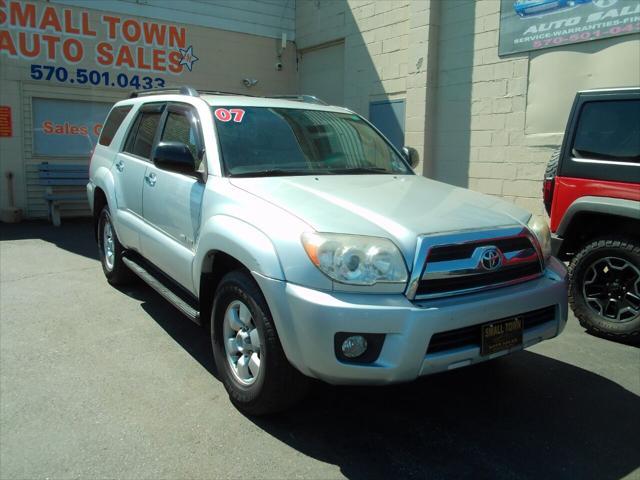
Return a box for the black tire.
[97,206,135,285]
[568,237,640,340]
[211,270,310,415]
[543,148,560,215]
[544,148,560,181]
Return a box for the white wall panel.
[52,0,295,40]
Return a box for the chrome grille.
[406,226,544,301]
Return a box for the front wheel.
[568,237,640,340]
[211,270,310,415]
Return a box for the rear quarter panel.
[550,177,640,232]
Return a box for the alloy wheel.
[583,256,640,322]
[223,300,262,385]
[102,218,115,271]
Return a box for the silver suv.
[88,86,568,415]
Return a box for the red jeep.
[544,87,640,340]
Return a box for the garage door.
[299,42,344,107]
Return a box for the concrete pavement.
[1,220,638,479]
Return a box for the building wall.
[0,0,297,217]
[296,0,640,217]
[295,1,410,120]
[52,0,295,40]
[433,0,640,217]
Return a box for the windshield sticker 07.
[215,108,245,123]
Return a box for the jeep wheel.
[568,237,640,340]
[97,206,134,285]
[211,270,309,415]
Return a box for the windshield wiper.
[229,169,322,178]
[326,166,392,174]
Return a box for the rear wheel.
[568,237,640,340]
[97,206,134,285]
[211,270,309,415]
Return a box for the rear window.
[124,110,162,159]
[572,100,640,163]
[98,105,132,146]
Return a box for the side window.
[99,105,132,146]
[124,110,162,159]
[572,100,640,163]
[161,110,202,170]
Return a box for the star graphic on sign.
[178,45,199,72]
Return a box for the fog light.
[341,335,368,358]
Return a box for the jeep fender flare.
[193,215,285,292]
[556,196,640,238]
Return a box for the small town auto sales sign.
[0,0,199,90]
[499,0,640,55]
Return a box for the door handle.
[145,172,157,187]
[115,160,124,172]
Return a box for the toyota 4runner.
[88,87,568,415]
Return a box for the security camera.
[242,78,258,88]
[276,62,283,71]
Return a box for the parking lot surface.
[1,221,639,480]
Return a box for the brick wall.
[296,0,640,219]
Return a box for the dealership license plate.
[481,316,523,356]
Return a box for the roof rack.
[130,86,199,98]
[129,86,328,105]
[199,90,254,97]
[129,86,252,99]
[266,95,328,105]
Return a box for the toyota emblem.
[480,247,502,271]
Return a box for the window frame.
[99,104,133,147]
[558,90,640,184]
[570,99,640,164]
[122,102,166,162]
[154,102,206,180]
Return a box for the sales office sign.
[0,0,199,90]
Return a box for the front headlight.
[301,232,408,285]
[527,216,552,264]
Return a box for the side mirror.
[153,141,197,175]
[402,146,420,169]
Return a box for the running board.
[122,256,201,325]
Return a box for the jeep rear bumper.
[254,257,568,385]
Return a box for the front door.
[140,103,205,292]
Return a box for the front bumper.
[254,257,568,385]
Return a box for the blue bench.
[38,163,89,226]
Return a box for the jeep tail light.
[543,178,554,216]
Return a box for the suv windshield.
[213,107,411,177]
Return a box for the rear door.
[113,102,165,250]
[140,102,206,291]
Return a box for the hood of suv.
[230,174,531,256]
